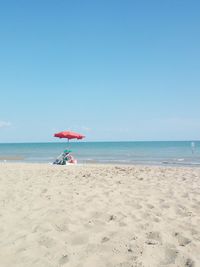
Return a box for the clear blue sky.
[0,0,200,142]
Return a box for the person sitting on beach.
[66,154,77,164]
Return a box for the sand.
[0,163,199,267]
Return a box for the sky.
[0,0,200,142]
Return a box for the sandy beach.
[0,163,199,267]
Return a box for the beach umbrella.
[54,131,85,140]
[53,131,85,164]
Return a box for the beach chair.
[53,150,70,165]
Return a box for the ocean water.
[0,141,200,166]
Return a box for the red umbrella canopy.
[54,131,85,140]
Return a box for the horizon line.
[0,139,199,145]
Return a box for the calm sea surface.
[0,141,200,166]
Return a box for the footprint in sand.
[54,222,68,232]
[146,204,154,209]
[153,216,160,223]
[101,236,110,243]
[59,255,69,265]
[146,231,161,240]
[174,255,195,267]
[185,258,195,267]
[160,247,178,265]
[145,231,162,245]
[108,214,117,221]
[174,232,191,247]
[145,232,162,245]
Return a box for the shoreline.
[1,160,200,169]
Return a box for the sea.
[0,141,200,166]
